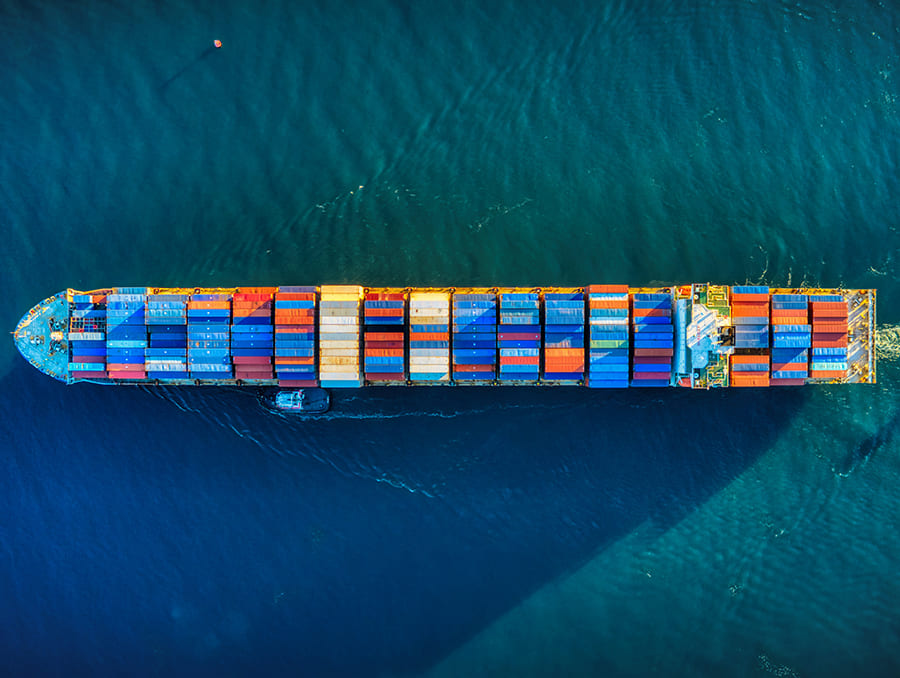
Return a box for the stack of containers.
[730,355,771,387]
[231,288,275,382]
[770,294,810,385]
[363,291,406,382]
[274,286,318,386]
[68,292,108,378]
[498,292,540,382]
[809,295,850,378]
[452,293,497,381]
[145,293,189,380]
[586,285,630,388]
[409,292,451,382]
[187,293,232,380]
[631,292,674,387]
[318,285,362,388]
[106,289,148,380]
[543,292,585,382]
[731,286,770,349]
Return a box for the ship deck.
[14,292,69,382]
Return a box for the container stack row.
[188,294,232,380]
[498,293,540,382]
[731,286,770,349]
[106,290,148,380]
[145,293,189,380]
[232,288,275,382]
[452,293,497,381]
[409,292,451,382]
[274,287,318,386]
[68,293,108,378]
[730,355,770,387]
[543,292,585,382]
[809,295,850,378]
[318,285,362,388]
[364,291,406,382]
[770,294,810,385]
[586,285,630,388]
[631,292,673,387]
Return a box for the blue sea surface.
[2,1,900,676]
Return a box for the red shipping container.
[453,364,495,372]
[108,371,147,380]
[632,308,671,317]
[633,356,670,364]
[499,332,540,340]
[770,378,806,386]
[633,348,674,357]
[366,293,406,301]
[545,362,584,371]
[236,287,277,294]
[633,371,671,380]
[366,343,404,352]
[232,356,272,364]
[275,293,316,301]
[278,379,318,387]
[72,355,106,363]
[365,332,404,340]
[365,373,405,381]
[74,371,108,378]
[771,362,807,371]
[410,332,449,341]
[499,356,540,365]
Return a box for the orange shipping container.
[545,348,583,358]
[587,285,629,294]
[731,355,769,364]
[730,374,770,387]
[731,304,769,317]
[274,357,315,365]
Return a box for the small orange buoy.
[214,39,223,49]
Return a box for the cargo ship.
[14,284,876,389]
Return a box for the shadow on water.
[833,407,899,477]
[2,361,804,677]
[158,45,218,93]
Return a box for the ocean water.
[2,0,900,676]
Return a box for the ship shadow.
[3,363,804,677]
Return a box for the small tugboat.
[261,388,330,414]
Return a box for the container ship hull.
[14,284,876,389]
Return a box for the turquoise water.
[3,0,900,675]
